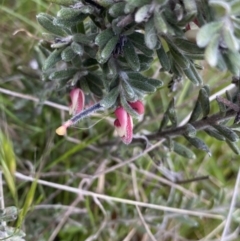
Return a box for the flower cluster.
[56,88,145,145]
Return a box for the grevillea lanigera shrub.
[36,0,240,154]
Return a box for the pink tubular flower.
[69,88,85,115]
[129,100,145,115]
[114,107,133,145]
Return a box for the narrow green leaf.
[128,79,156,93]
[199,87,210,117]
[42,48,63,71]
[37,13,66,36]
[226,140,240,155]
[189,99,202,122]
[167,98,177,127]
[183,62,202,85]
[205,127,226,141]
[172,141,196,159]
[49,68,77,81]
[123,40,140,71]
[212,124,239,142]
[156,45,171,71]
[120,72,136,101]
[184,135,211,156]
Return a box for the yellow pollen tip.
[56,126,66,136]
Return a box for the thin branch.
[15,172,224,220]
[0,87,68,111]
[145,109,236,141]
[131,165,157,241]
[179,84,236,126]
[221,167,240,241]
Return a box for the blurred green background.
[0,1,240,240]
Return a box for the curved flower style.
[114,100,145,145]
[69,88,85,115]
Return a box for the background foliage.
[1,0,240,240]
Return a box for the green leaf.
[172,141,196,159]
[204,127,226,141]
[100,35,119,63]
[42,48,63,71]
[138,54,154,71]
[128,32,154,56]
[120,72,136,101]
[183,62,202,85]
[189,100,202,122]
[226,140,240,155]
[0,206,18,222]
[37,13,66,36]
[154,7,168,33]
[156,45,170,71]
[100,86,119,108]
[159,114,169,131]
[221,50,240,75]
[73,33,96,46]
[222,26,239,52]
[45,0,78,6]
[184,135,211,156]
[212,124,239,142]
[95,28,115,49]
[172,37,204,55]
[61,46,76,62]
[49,68,77,81]
[199,87,210,117]
[57,7,82,20]
[71,42,84,55]
[169,45,190,69]
[127,72,163,88]
[167,98,177,127]
[135,4,152,23]
[120,95,141,118]
[123,40,140,71]
[144,17,158,49]
[205,33,220,67]
[109,2,126,17]
[231,0,240,15]
[128,79,156,93]
[209,0,231,17]
[196,21,223,47]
